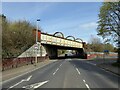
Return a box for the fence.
[87,52,118,59]
[2,56,49,71]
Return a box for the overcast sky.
[2,2,103,43]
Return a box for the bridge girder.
[53,32,64,38]
[75,38,83,43]
[66,36,76,41]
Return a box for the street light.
[35,19,40,66]
[36,19,40,43]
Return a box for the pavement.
[2,60,56,81]
[2,58,120,89]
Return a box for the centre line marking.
[82,79,90,90]
[73,65,76,67]
[60,64,62,67]
[83,79,86,83]
[76,68,81,75]
[85,84,90,90]
[53,68,59,75]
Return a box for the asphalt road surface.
[2,59,120,89]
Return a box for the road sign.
[34,44,38,49]
[103,50,109,54]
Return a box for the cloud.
[79,22,98,29]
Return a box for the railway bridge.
[33,30,87,59]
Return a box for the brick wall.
[2,56,48,71]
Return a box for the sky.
[2,2,103,43]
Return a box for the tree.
[87,36,104,52]
[2,15,13,58]
[104,43,114,51]
[86,36,114,52]
[2,15,36,58]
[97,1,120,63]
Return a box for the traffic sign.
[34,44,38,49]
[103,50,109,54]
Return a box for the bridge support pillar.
[43,45,58,59]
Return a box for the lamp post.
[35,19,40,66]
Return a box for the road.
[2,59,120,89]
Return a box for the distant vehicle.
[65,54,67,57]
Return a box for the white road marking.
[87,62,120,77]
[85,84,90,90]
[9,80,23,89]
[82,79,90,90]
[34,80,49,88]
[86,62,96,66]
[26,75,32,81]
[53,68,59,75]
[100,68,120,77]
[83,79,86,83]
[23,80,49,89]
[76,68,81,75]
[9,75,32,89]
[73,65,76,67]
[60,64,62,67]
[86,62,120,77]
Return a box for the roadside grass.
[112,62,120,68]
